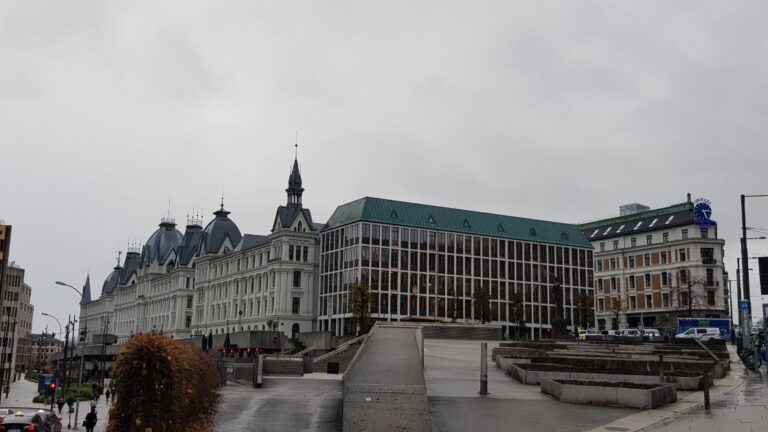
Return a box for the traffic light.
[49,382,57,395]
[759,257,768,296]
[79,330,86,342]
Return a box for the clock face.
[694,202,713,226]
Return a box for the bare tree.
[508,290,525,340]
[667,269,710,318]
[609,297,626,330]
[574,292,595,329]
[349,282,372,335]
[473,286,491,324]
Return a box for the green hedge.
[31,384,94,405]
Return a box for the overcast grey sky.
[2,1,767,333]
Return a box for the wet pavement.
[425,339,639,432]
[214,377,342,432]
[639,369,768,432]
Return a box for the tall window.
[644,254,651,266]
[293,271,301,288]
[644,274,651,287]
[600,242,605,252]
[707,290,715,306]
[292,297,301,314]
[628,256,635,268]
[303,246,309,262]
[682,229,688,240]
[631,238,637,247]
[610,258,617,270]
[646,235,653,245]
[706,268,714,286]
[613,240,619,250]
[663,232,669,243]
[661,251,668,264]
[701,228,708,238]
[289,245,294,260]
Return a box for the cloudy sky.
[2,1,767,333]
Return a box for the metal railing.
[313,333,369,363]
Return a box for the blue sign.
[740,300,750,311]
[677,318,732,341]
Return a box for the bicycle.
[741,341,767,371]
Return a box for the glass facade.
[319,221,593,338]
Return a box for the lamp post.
[40,313,64,399]
[56,281,86,430]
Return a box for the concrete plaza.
[424,339,639,432]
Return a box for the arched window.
[297,221,303,232]
[292,323,300,339]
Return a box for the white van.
[674,327,722,341]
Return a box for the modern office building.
[580,195,728,330]
[319,197,594,339]
[1,264,34,382]
[80,155,322,344]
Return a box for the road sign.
[740,300,750,311]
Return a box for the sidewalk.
[588,346,764,432]
[1,375,112,432]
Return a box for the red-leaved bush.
[106,334,220,432]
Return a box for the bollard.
[658,355,664,383]
[256,354,264,388]
[703,369,711,412]
[479,342,488,395]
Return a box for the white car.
[642,328,661,341]
[674,327,723,341]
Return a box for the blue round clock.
[693,199,713,228]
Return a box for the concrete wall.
[541,379,677,409]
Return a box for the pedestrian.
[56,397,65,414]
[90,399,97,410]
[105,388,111,403]
[66,396,75,413]
[83,408,97,432]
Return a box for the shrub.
[106,333,220,432]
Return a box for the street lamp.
[40,313,63,393]
[56,281,86,430]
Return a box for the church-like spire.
[286,144,304,207]
[81,274,92,304]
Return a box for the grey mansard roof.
[578,201,712,242]
[119,251,140,285]
[202,207,242,255]
[102,265,121,295]
[140,219,184,267]
[178,223,204,265]
[235,234,271,252]
[273,206,316,231]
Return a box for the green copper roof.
[578,202,692,230]
[323,197,592,248]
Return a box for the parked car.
[577,329,598,340]
[642,328,661,341]
[675,327,723,341]
[621,328,642,337]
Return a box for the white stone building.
[80,156,322,344]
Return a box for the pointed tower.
[81,274,92,304]
[286,157,304,207]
